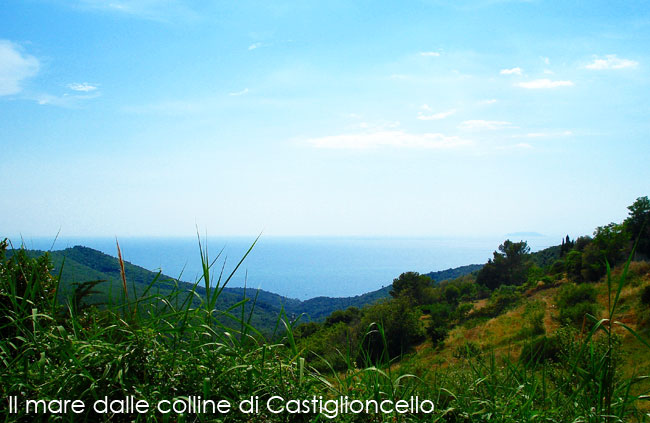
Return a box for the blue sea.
[13,236,559,300]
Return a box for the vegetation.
[2,196,650,421]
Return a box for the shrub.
[359,298,424,361]
[487,285,519,315]
[556,283,598,327]
[641,284,650,307]
[526,265,545,286]
[519,335,562,365]
[550,259,565,275]
[324,306,360,326]
[564,250,583,281]
[518,300,546,337]
[453,302,474,322]
[628,261,650,277]
[424,302,452,348]
[444,284,461,304]
[427,324,448,348]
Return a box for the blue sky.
[1,0,649,238]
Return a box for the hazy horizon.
[6,234,562,299]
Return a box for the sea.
[11,235,559,300]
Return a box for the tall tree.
[476,240,531,290]
[624,196,650,256]
[389,272,433,305]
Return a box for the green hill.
[8,245,484,333]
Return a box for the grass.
[1,238,650,422]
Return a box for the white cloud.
[419,51,440,57]
[305,130,470,150]
[248,42,262,51]
[459,120,512,130]
[0,40,39,96]
[516,79,574,89]
[479,99,497,105]
[542,57,550,65]
[35,92,101,107]
[229,88,249,96]
[585,55,638,70]
[500,67,522,75]
[67,82,98,92]
[418,109,456,120]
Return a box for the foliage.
[389,271,433,305]
[529,244,561,268]
[427,324,448,348]
[476,239,531,290]
[359,298,425,361]
[641,284,650,307]
[564,250,583,281]
[3,197,650,421]
[518,300,546,338]
[324,306,361,326]
[556,283,598,326]
[519,335,561,365]
[453,341,481,359]
[443,284,460,304]
[559,234,574,257]
[624,195,650,256]
[582,222,629,281]
[471,285,520,319]
[423,264,483,284]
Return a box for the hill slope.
[10,245,483,331]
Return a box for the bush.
[550,259,565,275]
[421,302,452,320]
[526,265,545,286]
[324,306,360,326]
[518,300,546,337]
[641,285,650,307]
[453,302,474,322]
[519,335,562,365]
[359,298,425,362]
[444,285,461,304]
[487,285,519,315]
[556,283,598,327]
[628,261,650,277]
[427,324,448,348]
[564,250,583,281]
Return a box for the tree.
[359,298,425,362]
[565,250,583,281]
[560,235,574,257]
[444,284,460,304]
[476,240,531,290]
[389,272,433,305]
[624,196,650,256]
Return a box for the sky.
[1,0,649,239]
